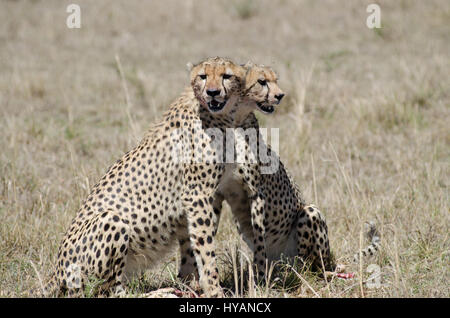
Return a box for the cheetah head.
[243,62,285,114]
[189,57,246,114]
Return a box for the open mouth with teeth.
[256,102,275,114]
[207,99,227,112]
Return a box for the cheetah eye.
[258,79,267,86]
[199,74,207,80]
[223,74,232,80]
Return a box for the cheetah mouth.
[256,102,275,114]
[207,99,227,112]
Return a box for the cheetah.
[42,57,263,297]
[212,65,381,275]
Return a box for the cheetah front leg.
[296,205,333,271]
[182,189,222,297]
[177,225,198,282]
[249,191,267,280]
[178,192,223,282]
[236,164,268,281]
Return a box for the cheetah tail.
[352,221,381,263]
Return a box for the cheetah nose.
[206,89,220,97]
[275,93,285,102]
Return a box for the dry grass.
[0,0,449,298]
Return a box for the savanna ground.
[0,0,448,298]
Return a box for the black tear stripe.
[244,81,257,95]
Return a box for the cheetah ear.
[242,61,253,69]
[186,62,194,72]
